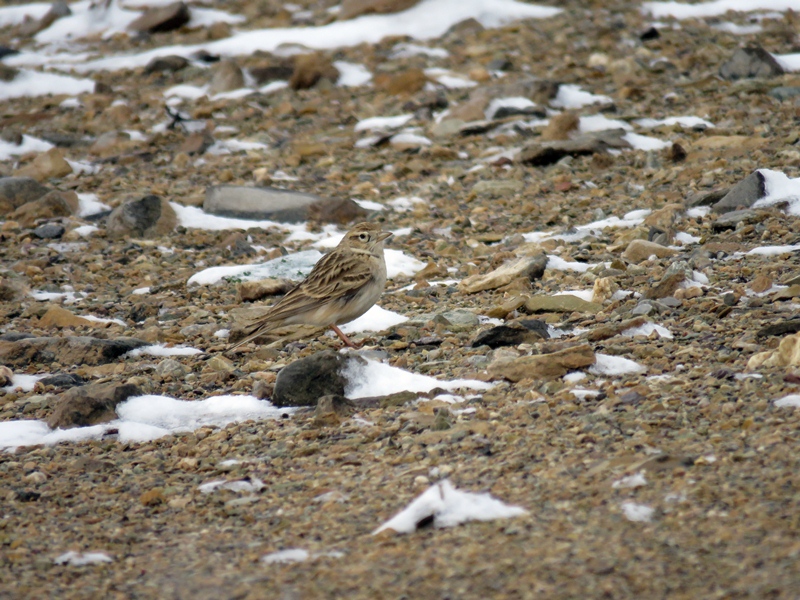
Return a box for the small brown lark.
[230,222,392,350]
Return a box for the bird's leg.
[330,325,360,349]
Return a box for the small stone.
[106,195,177,239]
[719,45,784,81]
[459,255,546,293]
[0,336,148,368]
[0,177,51,214]
[144,55,189,73]
[592,277,618,303]
[768,86,800,101]
[587,316,649,342]
[375,68,427,95]
[631,302,653,316]
[207,355,234,373]
[749,274,773,294]
[39,306,95,329]
[339,0,419,19]
[273,351,366,407]
[711,209,758,231]
[540,112,579,141]
[748,332,800,369]
[290,53,339,90]
[156,359,188,378]
[32,223,65,239]
[209,60,245,95]
[471,180,524,197]
[314,394,356,426]
[433,309,480,330]
[712,171,766,213]
[471,322,548,349]
[140,488,165,507]
[47,382,142,429]
[250,63,294,85]
[129,2,190,33]
[622,239,678,263]
[524,295,602,314]
[489,343,596,382]
[644,272,685,300]
[7,190,77,228]
[15,148,73,182]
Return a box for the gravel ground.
[2,0,800,597]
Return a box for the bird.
[229,222,392,350]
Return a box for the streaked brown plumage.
[230,222,392,350]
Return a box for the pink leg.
[330,325,360,348]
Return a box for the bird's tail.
[227,322,275,352]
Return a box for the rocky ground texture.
[2,0,800,597]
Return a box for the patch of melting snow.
[570,388,601,400]
[613,471,647,489]
[388,196,427,212]
[0,134,54,161]
[621,501,654,522]
[424,68,476,88]
[485,97,538,120]
[262,549,344,564]
[621,323,673,339]
[355,114,414,132]
[30,287,86,304]
[339,306,408,335]
[635,116,714,129]
[642,0,798,19]
[775,394,800,408]
[198,477,265,494]
[343,359,493,399]
[391,42,449,59]
[0,69,95,101]
[54,551,113,566]
[563,372,587,384]
[552,289,595,302]
[551,84,612,109]
[0,394,293,452]
[579,114,632,132]
[686,206,712,219]
[623,132,671,151]
[373,479,527,534]
[590,354,646,376]
[126,344,202,357]
[3,374,45,393]
[546,255,597,273]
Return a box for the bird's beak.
[378,231,393,242]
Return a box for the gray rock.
[314,394,356,424]
[128,1,190,34]
[518,130,630,167]
[273,351,366,407]
[434,309,480,329]
[719,45,784,80]
[32,223,65,239]
[156,358,188,378]
[685,188,729,208]
[209,60,245,95]
[0,177,51,213]
[712,171,766,213]
[471,320,549,349]
[0,336,148,367]
[38,373,85,389]
[631,302,654,316]
[204,186,367,224]
[106,195,177,239]
[524,295,602,314]
[768,86,800,101]
[47,382,142,429]
[145,55,189,74]
[712,209,758,231]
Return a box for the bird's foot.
[330,325,361,349]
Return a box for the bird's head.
[341,222,392,252]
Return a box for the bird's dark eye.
[359,233,369,241]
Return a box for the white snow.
[391,132,432,147]
[424,68,476,89]
[198,477,265,494]
[14,0,560,73]
[775,394,800,408]
[3,374,45,393]
[0,135,54,161]
[0,2,50,27]
[563,372,587,384]
[589,354,646,376]
[485,97,538,120]
[579,115,632,132]
[126,344,203,357]
[355,114,413,132]
[391,43,449,59]
[334,61,372,87]
[753,169,800,216]
[635,116,714,129]
[0,394,292,451]
[338,306,408,335]
[373,479,527,534]
[623,132,671,151]
[546,255,597,273]
[643,0,799,19]
[612,471,647,489]
[745,244,800,257]
[81,315,127,327]
[0,69,95,100]
[686,206,711,219]
[78,193,111,217]
[131,287,151,295]
[352,199,386,211]
[388,196,427,212]
[551,84,612,109]
[343,359,492,399]
[552,290,595,302]
[621,323,673,339]
[72,225,98,238]
[261,549,344,564]
[712,22,762,34]
[54,551,113,566]
[621,501,654,522]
